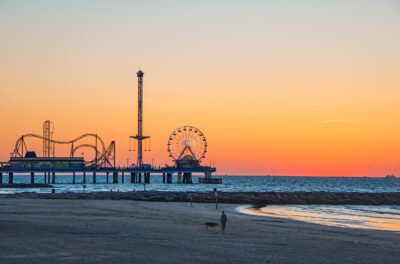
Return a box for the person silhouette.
[220,211,227,232]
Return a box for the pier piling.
[93,172,96,184]
[83,172,86,184]
[113,172,118,184]
[72,172,76,184]
[8,172,13,184]
[167,173,172,183]
[122,172,125,183]
[144,173,150,184]
[182,172,192,184]
[0,172,2,184]
[106,172,109,183]
[131,172,135,183]
[51,172,55,184]
[30,172,35,184]
[177,172,182,184]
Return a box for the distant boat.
[385,174,397,179]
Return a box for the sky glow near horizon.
[1,0,400,176]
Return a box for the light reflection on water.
[238,205,400,232]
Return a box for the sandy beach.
[0,198,399,264]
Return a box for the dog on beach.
[203,222,219,230]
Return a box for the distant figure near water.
[221,211,227,232]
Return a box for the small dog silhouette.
[203,222,219,230]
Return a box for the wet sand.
[0,198,399,264]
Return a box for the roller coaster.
[11,121,115,169]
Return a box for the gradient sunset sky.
[1,0,399,176]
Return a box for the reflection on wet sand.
[239,205,400,232]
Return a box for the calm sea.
[0,175,399,194]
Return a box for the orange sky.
[0,1,399,176]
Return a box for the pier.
[0,70,222,186]
[0,166,217,185]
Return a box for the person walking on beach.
[220,211,227,232]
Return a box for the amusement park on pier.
[0,71,221,186]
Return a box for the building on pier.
[9,152,85,170]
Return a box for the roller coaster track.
[12,133,115,168]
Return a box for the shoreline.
[0,198,399,263]
[238,204,400,232]
[2,191,400,205]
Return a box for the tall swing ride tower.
[131,70,150,167]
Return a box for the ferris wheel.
[167,126,207,162]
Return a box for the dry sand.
[0,198,399,264]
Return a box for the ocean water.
[238,204,400,232]
[0,174,399,194]
[2,174,399,232]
